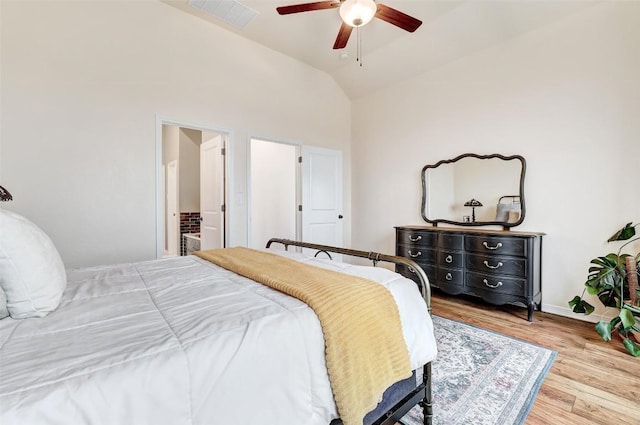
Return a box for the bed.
[0,209,436,425]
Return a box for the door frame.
[155,116,232,258]
[165,160,179,256]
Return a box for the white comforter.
[0,249,436,425]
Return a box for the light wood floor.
[428,291,640,425]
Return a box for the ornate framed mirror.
[420,153,526,229]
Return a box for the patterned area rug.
[401,316,556,425]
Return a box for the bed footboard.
[265,238,433,425]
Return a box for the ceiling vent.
[188,0,259,30]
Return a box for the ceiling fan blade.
[277,1,340,15]
[333,22,353,49]
[375,3,422,32]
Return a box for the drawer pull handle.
[445,273,453,281]
[408,250,422,258]
[483,260,503,269]
[445,255,453,263]
[409,235,422,242]
[408,266,416,274]
[482,241,503,250]
[483,279,503,289]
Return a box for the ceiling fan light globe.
[339,0,376,27]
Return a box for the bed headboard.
[265,238,431,313]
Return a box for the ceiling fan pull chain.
[357,26,363,67]
[356,26,360,64]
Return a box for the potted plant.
[568,222,640,356]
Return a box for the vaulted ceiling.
[163,0,597,99]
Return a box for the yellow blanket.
[194,247,411,425]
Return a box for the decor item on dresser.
[421,153,526,230]
[568,222,640,356]
[463,198,482,223]
[396,226,544,321]
[495,195,521,223]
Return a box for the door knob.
[338,215,343,219]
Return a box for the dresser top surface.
[396,225,545,237]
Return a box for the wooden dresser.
[395,226,544,321]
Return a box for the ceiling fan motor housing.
[339,0,377,27]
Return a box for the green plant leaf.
[619,308,636,329]
[585,285,598,296]
[622,337,640,357]
[595,320,613,341]
[598,290,620,308]
[585,252,628,308]
[583,301,595,315]
[608,222,636,242]
[568,297,594,314]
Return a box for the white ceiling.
[162,0,598,99]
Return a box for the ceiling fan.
[276,0,422,50]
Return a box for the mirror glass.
[421,154,526,228]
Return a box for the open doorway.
[249,138,299,249]
[157,120,228,258]
[248,138,344,251]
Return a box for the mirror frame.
[420,153,526,230]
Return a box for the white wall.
[178,128,201,213]
[0,0,351,267]
[351,2,640,320]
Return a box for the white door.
[200,136,225,250]
[166,160,179,256]
[301,146,344,249]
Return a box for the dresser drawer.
[465,235,526,257]
[437,267,464,286]
[465,272,526,296]
[396,244,436,264]
[466,254,527,278]
[396,229,437,247]
[438,250,464,268]
[438,233,464,250]
[396,264,436,287]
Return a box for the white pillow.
[0,286,9,319]
[0,209,67,318]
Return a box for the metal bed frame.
[266,238,433,425]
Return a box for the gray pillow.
[495,203,521,223]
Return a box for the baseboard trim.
[541,303,616,323]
